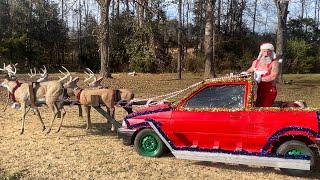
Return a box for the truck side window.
[184,85,245,109]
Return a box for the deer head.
[64,76,79,89]
[83,68,106,88]
[84,68,96,83]
[88,77,104,88]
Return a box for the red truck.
[118,75,320,176]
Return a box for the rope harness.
[128,74,249,107]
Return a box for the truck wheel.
[276,140,316,176]
[134,129,165,157]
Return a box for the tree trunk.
[301,0,305,18]
[318,0,320,23]
[125,0,129,13]
[177,0,183,79]
[252,0,258,33]
[274,0,289,82]
[78,0,82,70]
[315,0,318,22]
[137,0,145,27]
[204,0,216,79]
[115,0,119,17]
[217,0,221,32]
[112,0,115,17]
[98,0,112,78]
[61,0,65,64]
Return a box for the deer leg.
[56,107,66,133]
[20,103,27,134]
[2,92,10,112]
[78,105,83,117]
[84,105,91,130]
[106,107,115,131]
[111,107,115,131]
[46,103,58,134]
[34,108,45,131]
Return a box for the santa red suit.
[246,43,279,107]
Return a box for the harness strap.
[76,89,83,101]
[9,80,22,102]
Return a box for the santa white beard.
[261,56,272,64]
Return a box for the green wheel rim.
[139,134,159,156]
[287,149,306,156]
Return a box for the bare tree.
[204,0,216,78]
[125,0,129,13]
[216,0,221,32]
[252,0,258,34]
[177,0,183,79]
[315,0,319,22]
[136,0,145,27]
[115,0,119,17]
[301,0,305,18]
[274,0,289,82]
[96,0,112,77]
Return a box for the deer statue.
[64,76,116,131]
[84,68,134,114]
[0,64,70,134]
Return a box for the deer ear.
[97,77,103,83]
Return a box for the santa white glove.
[253,70,267,83]
[254,72,261,83]
[240,71,249,76]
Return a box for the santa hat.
[257,43,277,59]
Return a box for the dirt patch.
[0,73,318,179]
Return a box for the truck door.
[171,84,249,151]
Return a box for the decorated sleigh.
[117,74,320,176]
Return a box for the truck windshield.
[184,85,245,109]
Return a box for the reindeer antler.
[6,63,17,77]
[58,66,71,82]
[84,68,96,82]
[40,66,47,78]
[28,68,37,78]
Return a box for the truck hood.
[123,103,173,129]
[135,103,172,113]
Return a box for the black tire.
[134,129,165,157]
[276,140,316,176]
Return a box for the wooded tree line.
[0,0,320,78]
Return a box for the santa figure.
[246,43,280,107]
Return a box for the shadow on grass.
[0,168,28,180]
[61,122,119,137]
[86,122,118,137]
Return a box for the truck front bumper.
[117,127,136,146]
